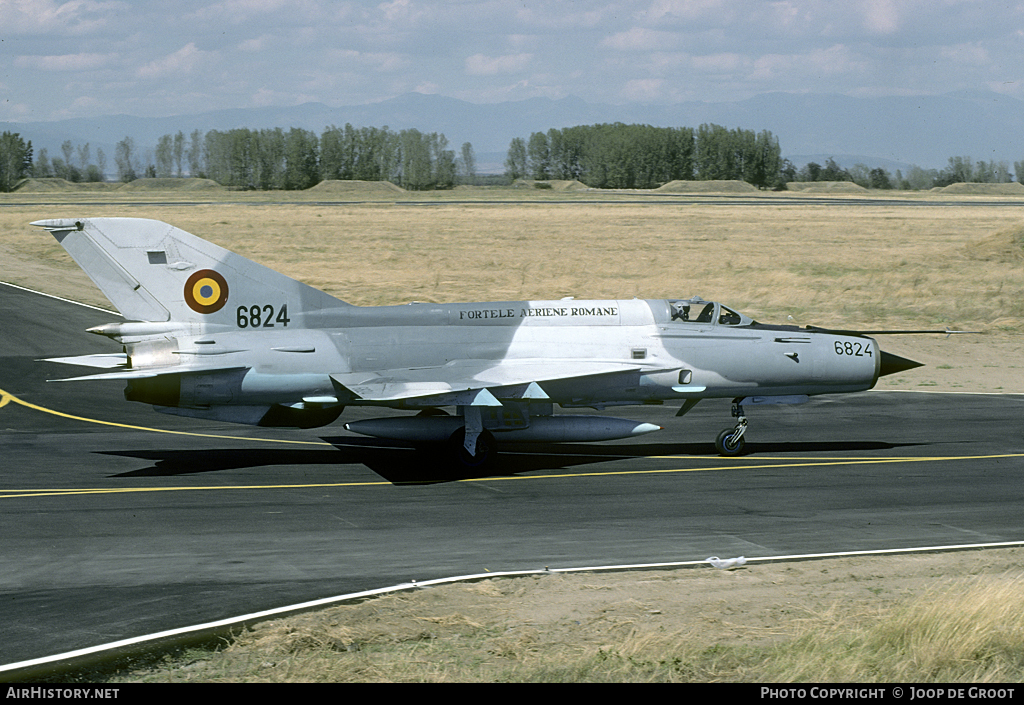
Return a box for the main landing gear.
[448,405,497,470]
[715,399,748,456]
[448,427,497,469]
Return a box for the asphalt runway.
[2,282,1023,667]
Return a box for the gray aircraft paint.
[33,218,920,461]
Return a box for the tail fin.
[32,218,346,327]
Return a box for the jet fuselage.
[121,298,880,413]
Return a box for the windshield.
[718,305,742,325]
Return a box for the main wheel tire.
[715,428,746,456]
[447,428,497,470]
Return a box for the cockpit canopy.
[655,297,755,327]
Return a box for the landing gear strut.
[447,428,496,469]
[448,405,496,470]
[715,399,748,456]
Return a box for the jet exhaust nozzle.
[878,351,924,377]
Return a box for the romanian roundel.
[184,269,229,314]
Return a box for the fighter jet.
[35,217,926,466]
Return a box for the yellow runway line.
[4,386,1022,500]
[0,387,331,446]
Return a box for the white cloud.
[4,0,1023,121]
[465,53,533,76]
[238,35,271,52]
[805,44,869,77]
[644,0,730,22]
[65,94,107,113]
[249,86,316,107]
[506,34,540,51]
[862,0,900,34]
[690,52,747,74]
[189,0,298,24]
[1,0,126,34]
[602,27,681,52]
[748,52,797,82]
[940,43,991,67]
[136,43,210,80]
[379,0,425,23]
[322,49,408,73]
[620,78,665,101]
[15,52,117,71]
[746,44,869,89]
[512,2,612,29]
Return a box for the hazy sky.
[2,0,1022,122]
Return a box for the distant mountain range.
[4,90,1023,174]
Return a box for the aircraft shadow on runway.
[99,437,923,485]
[334,438,925,484]
[100,448,354,477]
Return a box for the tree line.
[0,132,35,192]
[788,156,1024,190]
[0,126,478,192]
[115,125,472,191]
[506,123,1024,191]
[505,123,783,189]
[16,136,107,185]
[4,125,1024,193]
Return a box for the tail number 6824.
[834,340,871,357]
[237,304,290,328]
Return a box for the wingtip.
[31,219,80,229]
[31,219,85,241]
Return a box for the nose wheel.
[715,401,748,456]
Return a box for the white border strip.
[873,389,1024,397]
[3,540,1024,676]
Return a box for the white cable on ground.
[3,539,1024,678]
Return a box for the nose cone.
[878,350,924,377]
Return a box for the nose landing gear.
[715,400,748,456]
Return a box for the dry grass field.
[109,549,1024,683]
[3,184,1022,323]
[2,183,1023,682]
[3,183,1022,392]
